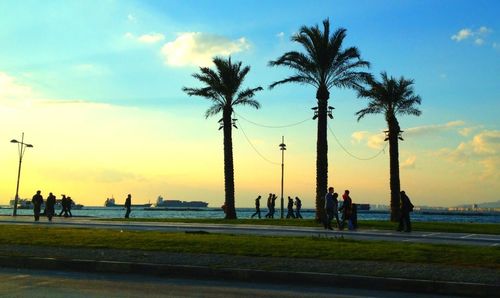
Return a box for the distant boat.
[9,198,83,210]
[154,196,208,208]
[104,197,152,208]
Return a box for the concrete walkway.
[1,215,499,247]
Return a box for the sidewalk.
[0,216,498,297]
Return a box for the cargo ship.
[104,197,152,208]
[153,196,208,208]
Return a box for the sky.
[0,0,499,208]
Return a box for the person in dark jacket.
[264,193,273,218]
[295,196,303,219]
[398,191,414,232]
[45,192,56,221]
[124,194,132,218]
[340,190,354,230]
[286,196,296,218]
[32,190,44,221]
[324,187,340,230]
[251,195,261,219]
[59,194,68,217]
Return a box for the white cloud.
[451,28,472,41]
[160,32,250,67]
[367,134,385,150]
[0,72,33,100]
[124,32,134,39]
[138,33,165,44]
[276,32,285,41]
[351,131,369,143]
[401,155,416,169]
[471,130,500,154]
[127,14,137,23]
[405,121,465,137]
[451,26,493,46]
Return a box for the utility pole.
[279,136,286,219]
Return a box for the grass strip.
[102,218,500,235]
[0,225,498,269]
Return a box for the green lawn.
[0,225,498,269]
[103,218,500,235]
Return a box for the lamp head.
[10,139,19,143]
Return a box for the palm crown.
[183,57,262,118]
[356,72,422,121]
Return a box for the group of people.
[250,194,302,219]
[31,190,74,221]
[324,187,355,230]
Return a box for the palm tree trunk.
[223,108,237,219]
[315,85,329,222]
[387,116,401,222]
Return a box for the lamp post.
[11,132,34,216]
[279,136,286,219]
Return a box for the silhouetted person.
[46,192,56,221]
[270,194,277,218]
[67,196,73,217]
[286,196,295,218]
[324,187,340,230]
[398,191,414,232]
[124,194,131,218]
[265,193,273,218]
[32,190,43,221]
[251,195,261,219]
[340,190,353,230]
[295,196,303,219]
[59,195,68,217]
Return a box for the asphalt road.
[0,215,498,247]
[0,267,455,298]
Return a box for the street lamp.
[279,136,286,219]
[11,132,34,216]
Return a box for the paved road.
[0,215,498,247]
[0,267,454,298]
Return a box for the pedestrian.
[340,190,353,230]
[286,196,296,218]
[324,187,340,230]
[264,193,273,218]
[67,196,73,217]
[46,192,56,221]
[59,194,68,217]
[270,194,277,218]
[398,191,414,232]
[31,190,43,221]
[251,195,261,219]
[295,196,303,219]
[124,194,131,218]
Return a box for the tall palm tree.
[269,19,370,221]
[183,57,262,219]
[356,72,422,221]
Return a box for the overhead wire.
[327,123,388,160]
[236,120,281,166]
[235,112,311,128]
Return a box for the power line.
[237,120,281,166]
[327,124,387,160]
[235,112,311,128]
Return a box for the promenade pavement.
[0,215,498,297]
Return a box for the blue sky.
[0,0,498,207]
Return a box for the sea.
[1,207,498,224]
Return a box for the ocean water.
[1,207,498,224]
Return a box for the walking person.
[324,187,340,230]
[264,193,273,218]
[67,196,73,217]
[251,195,262,219]
[270,194,277,218]
[286,196,296,218]
[398,191,414,232]
[124,194,132,218]
[31,190,44,221]
[295,196,303,219]
[59,194,68,217]
[45,192,56,221]
[340,190,353,230]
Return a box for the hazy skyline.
[1,0,499,208]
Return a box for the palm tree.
[269,19,370,221]
[356,72,422,221]
[183,57,262,219]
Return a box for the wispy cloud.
[124,32,165,44]
[405,121,465,137]
[401,155,416,169]
[451,26,493,46]
[127,14,137,23]
[276,32,285,41]
[160,32,250,67]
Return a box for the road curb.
[0,255,497,297]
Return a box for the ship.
[104,197,152,208]
[154,196,208,208]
